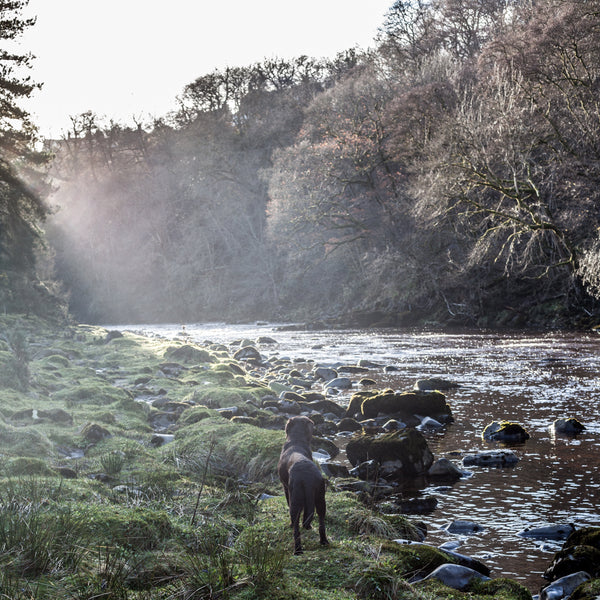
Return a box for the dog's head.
[285,416,314,441]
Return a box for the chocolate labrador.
[278,416,328,554]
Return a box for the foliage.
[0,0,61,317]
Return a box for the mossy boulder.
[78,505,174,551]
[570,577,600,599]
[382,541,457,578]
[360,390,452,422]
[564,527,600,551]
[482,420,530,443]
[346,429,434,479]
[81,422,112,443]
[544,545,600,581]
[468,577,533,599]
[346,391,376,417]
[164,344,215,364]
[298,398,345,417]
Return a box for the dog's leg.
[316,483,329,546]
[290,483,304,554]
[291,505,303,554]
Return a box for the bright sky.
[19,0,392,138]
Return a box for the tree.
[0,0,51,313]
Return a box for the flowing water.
[122,323,600,593]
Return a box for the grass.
[0,314,539,600]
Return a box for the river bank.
[0,314,598,599]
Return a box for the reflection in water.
[122,323,600,592]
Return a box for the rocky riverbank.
[0,314,597,599]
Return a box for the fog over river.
[119,323,600,592]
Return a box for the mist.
[44,2,600,328]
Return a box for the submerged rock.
[441,520,484,535]
[463,449,519,467]
[395,495,438,514]
[517,524,576,541]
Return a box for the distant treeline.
[44,0,600,327]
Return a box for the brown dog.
[278,416,328,554]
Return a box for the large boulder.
[359,390,452,422]
[544,545,600,581]
[345,429,434,479]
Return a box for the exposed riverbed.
[119,323,600,593]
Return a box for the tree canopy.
[43,0,600,328]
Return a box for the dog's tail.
[302,483,315,530]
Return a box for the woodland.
[3,0,600,328]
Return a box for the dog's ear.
[285,418,294,435]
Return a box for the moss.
[380,541,455,578]
[73,504,174,551]
[4,456,57,477]
[468,577,533,599]
[545,545,600,580]
[52,382,130,407]
[175,416,284,481]
[165,344,216,363]
[40,354,71,368]
[178,405,218,425]
[564,526,600,551]
[0,422,54,459]
[570,578,600,599]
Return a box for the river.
[120,323,600,593]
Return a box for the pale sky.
[18,0,392,138]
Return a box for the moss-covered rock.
[482,421,530,443]
[346,391,376,417]
[570,577,600,599]
[544,545,600,581]
[346,429,434,478]
[360,390,452,422]
[564,527,600,551]
[164,344,215,363]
